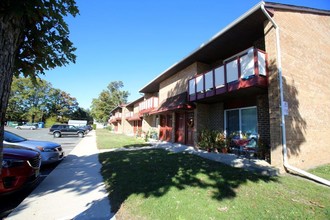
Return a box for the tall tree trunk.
[0,13,25,173]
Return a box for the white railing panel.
[240,54,255,79]
[196,75,204,93]
[226,59,238,83]
[214,66,225,88]
[154,97,159,107]
[189,79,195,95]
[204,71,213,91]
[258,51,266,76]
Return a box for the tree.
[6,76,52,122]
[0,1,79,171]
[91,81,129,124]
[6,76,80,123]
[71,107,93,123]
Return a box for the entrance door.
[133,120,142,135]
[159,115,172,141]
[175,113,185,144]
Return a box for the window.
[225,107,257,137]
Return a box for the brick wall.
[209,103,224,131]
[193,102,224,146]
[195,103,209,147]
[266,10,330,170]
[257,94,270,146]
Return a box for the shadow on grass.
[99,148,278,213]
[122,143,152,148]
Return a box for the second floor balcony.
[139,97,159,115]
[125,111,142,121]
[109,112,122,123]
[188,48,268,102]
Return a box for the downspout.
[260,2,330,187]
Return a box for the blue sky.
[41,0,330,110]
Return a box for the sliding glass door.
[225,107,257,137]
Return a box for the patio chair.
[231,137,258,159]
[240,137,258,159]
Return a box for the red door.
[160,115,172,141]
[175,113,185,144]
[166,115,172,142]
[159,115,166,140]
[133,120,142,135]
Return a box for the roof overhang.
[151,92,195,114]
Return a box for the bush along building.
[109,1,330,183]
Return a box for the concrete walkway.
[153,142,279,176]
[110,141,279,176]
[6,130,114,220]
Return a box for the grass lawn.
[97,130,330,220]
[96,129,150,149]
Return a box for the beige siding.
[159,62,210,102]
[266,10,330,170]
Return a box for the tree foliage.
[6,77,51,122]
[91,81,129,123]
[0,0,79,171]
[6,76,82,123]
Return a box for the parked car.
[77,125,93,133]
[15,123,37,130]
[49,124,86,138]
[4,130,64,165]
[1,145,41,195]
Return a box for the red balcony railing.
[188,47,268,102]
[125,112,133,119]
[139,97,159,114]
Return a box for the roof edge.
[265,1,330,15]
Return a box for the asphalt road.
[0,126,84,218]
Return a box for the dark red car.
[0,146,41,195]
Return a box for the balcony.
[139,97,159,115]
[125,111,133,119]
[188,48,268,102]
[125,111,142,121]
[109,112,122,123]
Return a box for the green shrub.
[198,129,227,152]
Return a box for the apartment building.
[109,2,330,172]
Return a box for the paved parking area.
[1,126,86,218]
[5,126,83,156]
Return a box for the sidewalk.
[151,142,279,176]
[6,130,114,220]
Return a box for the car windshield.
[4,131,27,143]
